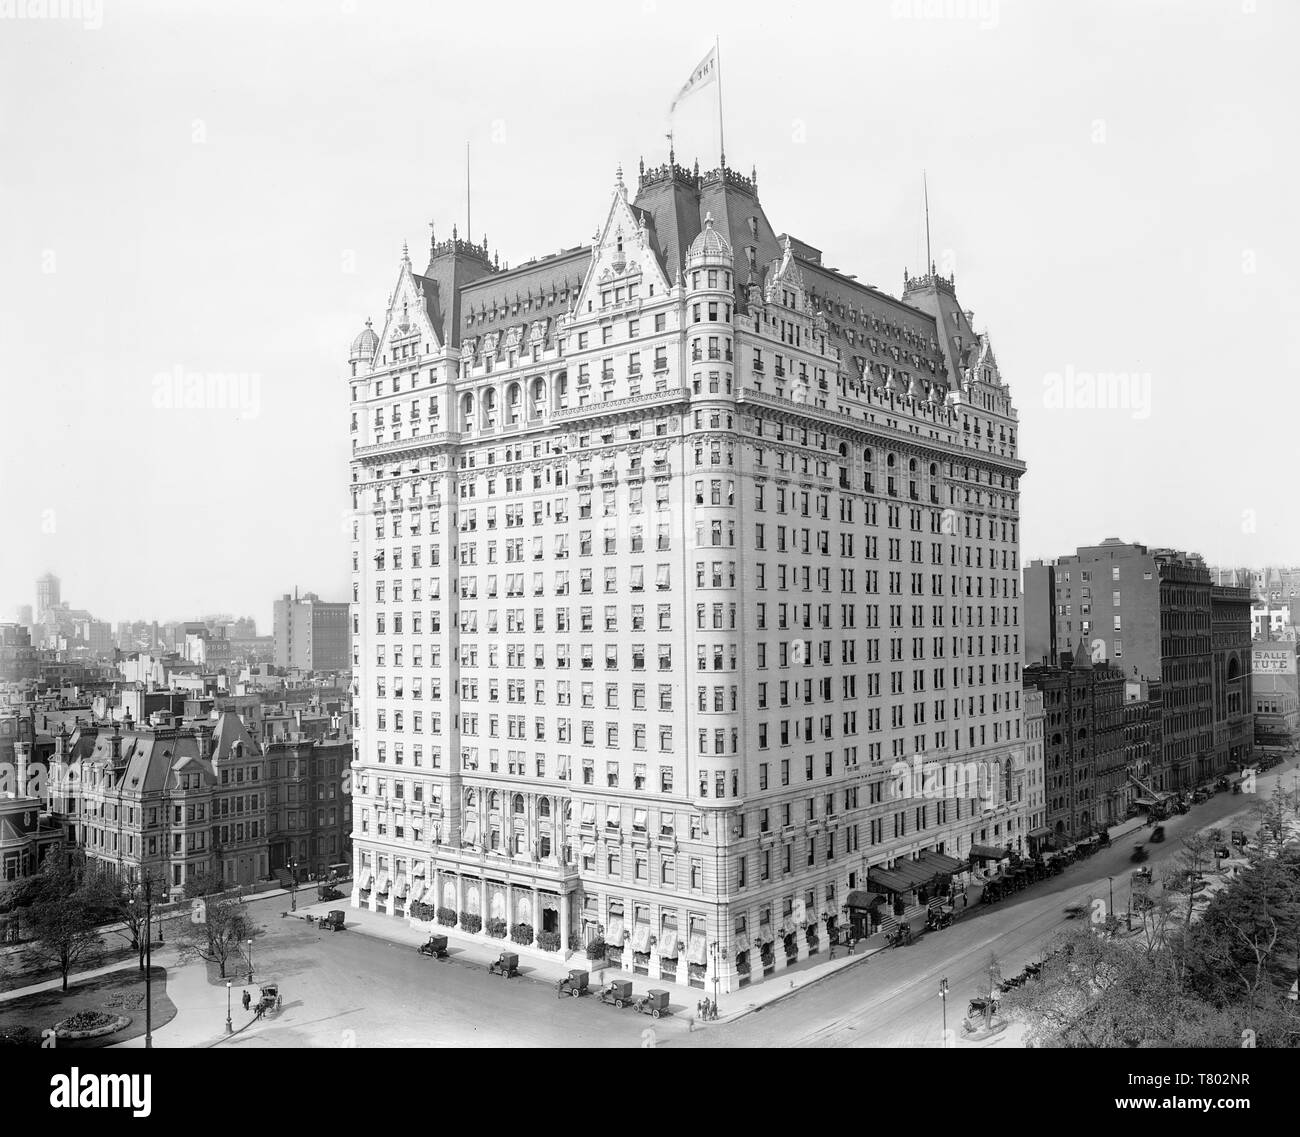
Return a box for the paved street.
[129,892,690,1049]
[670,758,1298,1048]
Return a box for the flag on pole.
[668,45,718,117]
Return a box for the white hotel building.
[346,157,1027,992]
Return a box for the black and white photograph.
[0,0,1295,1109]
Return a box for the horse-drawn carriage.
[255,983,282,1016]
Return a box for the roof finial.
[402,240,410,262]
[704,211,714,229]
[452,223,458,241]
[639,156,645,177]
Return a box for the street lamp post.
[708,941,724,1012]
[246,938,254,984]
[225,980,232,1034]
[939,977,949,1046]
[143,877,153,1049]
[1107,875,1114,923]
[289,859,298,912]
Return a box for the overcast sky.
[1,0,1294,631]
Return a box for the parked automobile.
[557,970,590,998]
[1132,866,1153,883]
[1231,829,1246,848]
[418,934,448,959]
[1150,825,1166,843]
[320,910,346,932]
[317,883,344,903]
[488,951,519,978]
[597,979,633,1008]
[633,989,671,1018]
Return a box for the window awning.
[393,875,408,898]
[969,844,1008,862]
[581,842,595,860]
[463,821,479,846]
[659,924,680,957]
[605,805,620,827]
[631,921,652,953]
[358,872,373,891]
[687,932,708,966]
[656,565,670,588]
[758,922,774,945]
[630,566,644,588]
[606,916,625,944]
[581,801,596,824]
[632,808,648,829]
[376,873,391,894]
[733,931,751,956]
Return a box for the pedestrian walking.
[241,989,250,1012]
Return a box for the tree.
[1181,847,1300,1018]
[82,868,163,973]
[1165,832,1213,931]
[1253,785,1295,855]
[20,859,104,993]
[175,895,255,979]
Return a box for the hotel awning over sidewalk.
[969,844,1008,862]
[916,850,964,876]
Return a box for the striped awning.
[687,932,708,966]
[658,924,680,958]
[734,931,751,956]
[631,921,652,953]
[394,875,408,898]
[376,873,391,894]
[606,916,625,945]
[358,872,373,890]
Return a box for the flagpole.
[715,35,726,169]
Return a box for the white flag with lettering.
[669,46,718,117]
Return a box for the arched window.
[488,791,499,811]
[538,798,551,818]
[908,457,917,473]
[513,794,525,815]
[886,453,896,468]
[460,392,475,432]
[530,377,546,420]
[466,789,477,809]
[506,382,522,424]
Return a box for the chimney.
[14,741,30,798]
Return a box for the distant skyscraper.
[273,590,349,671]
[36,572,60,616]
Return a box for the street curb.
[707,944,890,1026]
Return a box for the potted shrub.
[511,922,534,946]
[736,952,751,976]
[460,912,482,935]
[486,917,507,938]
[585,938,607,961]
[537,930,561,952]
[436,907,457,927]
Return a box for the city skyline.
[3,0,1297,626]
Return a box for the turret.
[684,214,736,393]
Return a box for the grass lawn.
[0,965,176,1048]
